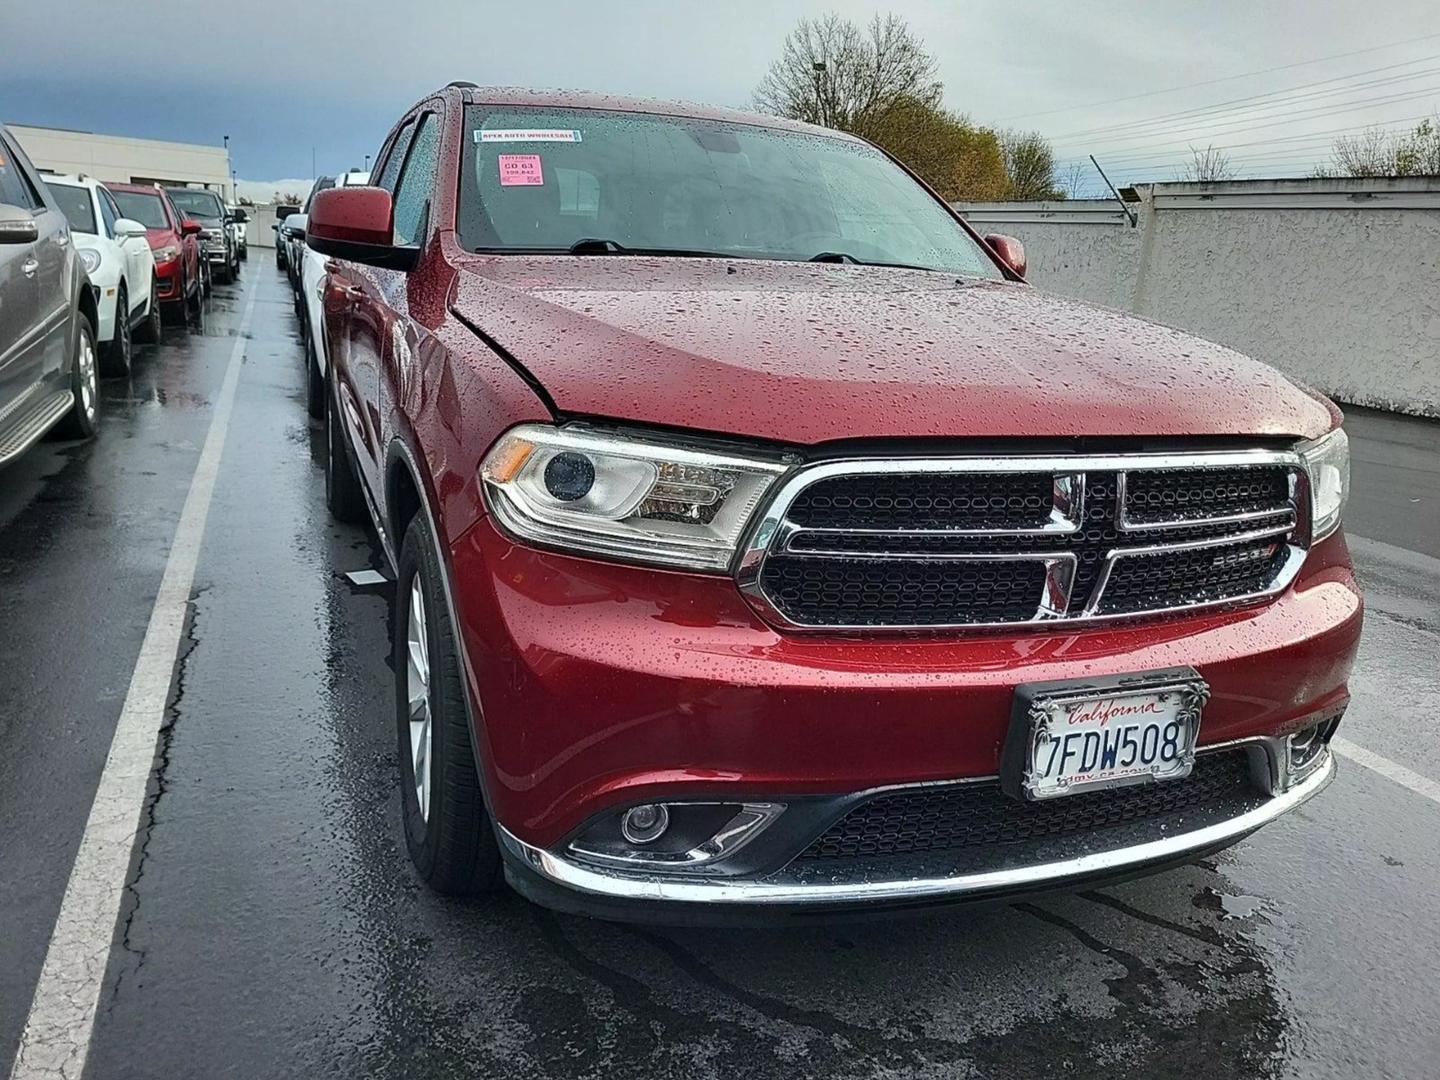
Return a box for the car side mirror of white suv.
[114,218,148,240]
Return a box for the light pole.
[223,135,232,202]
[812,61,827,127]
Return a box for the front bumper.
[450,516,1360,917]
[498,748,1333,921]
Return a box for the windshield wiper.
[567,238,733,259]
[808,251,937,272]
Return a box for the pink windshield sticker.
[498,154,544,186]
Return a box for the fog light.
[1288,714,1341,781]
[621,803,670,845]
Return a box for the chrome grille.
[737,453,1308,630]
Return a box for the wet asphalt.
[0,261,1438,1079]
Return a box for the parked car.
[227,204,249,261]
[297,169,369,416]
[41,174,159,374]
[0,125,101,466]
[307,86,1361,922]
[280,176,337,293]
[272,203,300,270]
[108,183,204,319]
[165,186,237,285]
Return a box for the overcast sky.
[3,0,1438,192]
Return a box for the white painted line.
[1333,737,1440,807]
[9,275,260,1080]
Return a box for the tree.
[753,13,942,134]
[999,130,1065,200]
[1178,144,1238,182]
[1322,117,1440,177]
[1059,161,1089,199]
[753,14,1014,200]
[862,96,1010,201]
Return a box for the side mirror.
[984,233,1026,279]
[0,203,40,245]
[181,218,203,237]
[231,209,249,223]
[307,187,418,271]
[114,217,148,240]
[275,204,300,222]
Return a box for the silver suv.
[0,125,100,466]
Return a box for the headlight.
[481,425,789,571]
[1299,428,1349,540]
[78,248,101,273]
[152,244,180,264]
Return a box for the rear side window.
[43,181,97,233]
[391,113,440,246]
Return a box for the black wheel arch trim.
[385,433,504,821]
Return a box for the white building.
[7,124,233,200]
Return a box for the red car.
[307,85,1361,922]
[108,183,203,316]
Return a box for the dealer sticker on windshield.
[477,129,583,143]
[1001,669,1210,802]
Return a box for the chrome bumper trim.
[498,752,1333,907]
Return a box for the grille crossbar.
[737,453,1308,630]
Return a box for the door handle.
[21,257,38,278]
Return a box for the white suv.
[298,169,368,417]
[41,175,159,375]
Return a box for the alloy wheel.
[78,330,97,422]
[406,577,433,822]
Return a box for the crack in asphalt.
[531,908,977,1075]
[1079,889,1226,946]
[1015,902,1165,1010]
[106,595,204,1013]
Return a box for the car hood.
[449,255,1334,444]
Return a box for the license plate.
[1002,669,1210,801]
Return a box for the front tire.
[324,375,367,524]
[395,512,502,895]
[54,314,99,440]
[101,284,133,376]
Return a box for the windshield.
[43,182,96,234]
[111,190,169,229]
[166,188,223,221]
[458,106,1002,278]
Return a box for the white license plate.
[1008,672,1209,801]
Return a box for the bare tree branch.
[1178,144,1238,182]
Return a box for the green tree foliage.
[1321,116,1440,177]
[999,130,1067,199]
[753,13,1063,202]
[860,96,1010,201]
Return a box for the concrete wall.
[9,124,232,200]
[956,178,1440,418]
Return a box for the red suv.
[307,85,1361,922]
[108,183,203,316]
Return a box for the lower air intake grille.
[798,750,1257,861]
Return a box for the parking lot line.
[8,278,260,1080]
[1332,737,1440,807]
